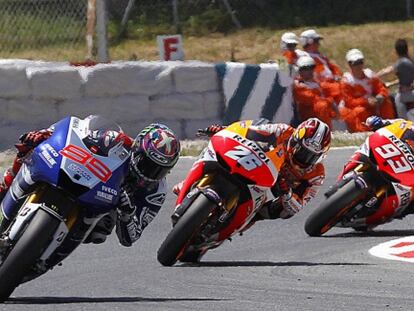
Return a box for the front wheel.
[305,180,367,237]
[157,194,216,266]
[0,209,60,302]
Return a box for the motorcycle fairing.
[370,127,414,188]
[211,129,280,187]
[28,116,130,212]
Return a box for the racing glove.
[116,188,138,247]
[197,124,226,137]
[278,178,302,218]
[15,130,51,158]
[19,129,52,147]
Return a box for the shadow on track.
[179,261,370,267]
[322,229,414,238]
[6,296,226,304]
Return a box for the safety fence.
[0,0,87,58]
[0,0,412,61]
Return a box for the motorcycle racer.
[174,118,331,221]
[0,116,180,247]
[333,115,414,230]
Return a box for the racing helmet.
[287,118,331,169]
[131,124,180,182]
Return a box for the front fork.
[0,186,81,264]
[173,173,240,225]
[337,163,388,224]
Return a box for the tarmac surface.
[3,147,414,311]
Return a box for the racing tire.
[305,180,367,237]
[157,194,216,266]
[0,209,60,302]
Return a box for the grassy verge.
[116,20,414,71]
[3,21,414,73]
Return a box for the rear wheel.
[157,194,216,266]
[0,209,59,302]
[305,180,367,237]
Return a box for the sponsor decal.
[119,150,129,161]
[95,191,113,203]
[186,188,198,199]
[39,143,59,168]
[369,236,414,263]
[39,149,57,168]
[387,134,414,167]
[145,193,166,206]
[225,145,264,171]
[249,185,266,209]
[44,144,59,157]
[60,144,112,182]
[68,163,92,181]
[232,134,270,164]
[149,150,168,164]
[101,185,118,196]
[393,183,411,212]
[73,118,80,128]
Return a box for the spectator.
[340,49,396,132]
[280,32,308,65]
[293,56,337,128]
[299,29,342,83]
[377,39,414,120]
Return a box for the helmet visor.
[292,144,322,168]
[134,153,171,181]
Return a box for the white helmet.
[346,48,364,63]
[299,29,323,47]
[281,32,299,46]
[297,55,316,69]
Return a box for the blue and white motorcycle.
[0,115,131,301]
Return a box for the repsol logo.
[232,134,269,164]
[388,134,414,166]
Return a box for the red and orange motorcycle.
[157,120,285,266]
[305,119,414,236]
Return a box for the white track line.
[369,236,414,263]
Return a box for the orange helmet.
[287,118,331,169]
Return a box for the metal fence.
[0,0,413,61]
[0,0,87,58]
[113,0,413,37]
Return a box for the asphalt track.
[3,147,414,311]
